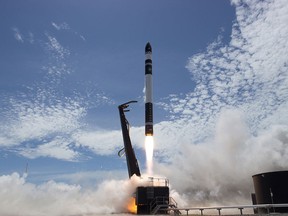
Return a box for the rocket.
[145,42,153,136]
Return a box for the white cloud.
[73,130,123,155]
[28,32,34,44]
[80,35,86,41]
[0,98,85,146]
[0,30,114,161]
[51,22,70,31]
[12,27,23,43]
[51,22,86,42]
[11,28,35,44]
[20,137,80,161]
[158,0,288,142]
[0,96,86,161]
[45,33,70,60]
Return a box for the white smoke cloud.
[156,110,287,205]
[0,172,147,216]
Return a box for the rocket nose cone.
[145,42,152,52]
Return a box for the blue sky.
[1,0,288,214]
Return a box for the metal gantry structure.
[118,100,141,178]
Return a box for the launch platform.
[135,177,177,215]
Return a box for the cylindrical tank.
[252,170,288,213]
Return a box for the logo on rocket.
[145,42,153,136]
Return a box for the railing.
[167,203,288,215]
[150,196,170,214]
[169,197,178,208]
[150,196,182,214]
[146,176,169,187]
[169,197,182,215]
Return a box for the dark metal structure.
[118,101,173,214]
[252,170,288,213]
[136,179,172,215]
[118,101,141,178]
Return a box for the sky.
[1,0,288,215]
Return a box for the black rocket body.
[145,42,153,136]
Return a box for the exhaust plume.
[145,135,154,176]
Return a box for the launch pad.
[135,177,175,215]
[136,186,169,214]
